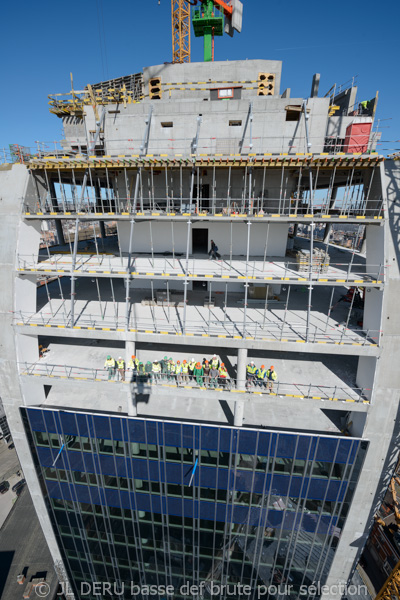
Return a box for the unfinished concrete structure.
[0,58,399,600]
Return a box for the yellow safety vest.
[105,358,115,367]
[127,359,136,369]
[211,359,219,368]
[219,367,227,378]
[188,361,196,370]
[257,369,266,379]
[175,364,182,374]
[117,360,125,369]
[266,369,277,381]
[152,363,161,373]
[247,365,256,374]
[182,364,189,373]
[169,362,175,372]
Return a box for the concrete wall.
[365,223,385,278]
[322,160,400,597]
[117,220,289,256]
[363,288,383,341]
[0,165,68,583]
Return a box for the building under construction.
[1,2,400,599]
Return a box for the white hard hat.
[191,357,195,361]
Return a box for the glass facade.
[22,407,367,600]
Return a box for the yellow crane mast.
[171,0,191,63]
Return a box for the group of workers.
[104,354,279,392]
[104,354,230,388]
[246,361,278,390]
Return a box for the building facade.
[1,59,400,600]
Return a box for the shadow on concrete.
[0,551,15,597]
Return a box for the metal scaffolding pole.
[306,222,314,342]
[280,285,291,340]
[261,166,266,212]
[325,286,335,333]
[227,166,231,213]
[149,222,155,268]
[70,219,80,327]
[229,221,233,268]
[242,221,251,337]
[182,220,191,334]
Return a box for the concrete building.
[0,58,399,600]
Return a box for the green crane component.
[192,0,225,62]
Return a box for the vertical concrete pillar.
[234,348,248,427]
[126,340,136,364]
[55,219,65,246]
[128,390,137,417]
[293,224,298,238]
[99,221,107,238]
[234,401,245,428]
[237,348,248,390]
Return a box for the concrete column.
[234,348,248,427]
[293,224,298,238]
[128,390,137,417]
[99,221,106,238]
[323,223,332,244]
[310,73,320,98]
[234,401,245,428]
[55,219,65,246]
[126,340,136,364]
[237,348,248,390]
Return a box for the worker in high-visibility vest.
[104,355,116,380]
[210,354,220,370]
[266,365,278,392]
[152,360,162,383]
[137,361,145,382]
[256,365,267,388]
[193,362,204,387]
[246,361,257,388]
[182,360,189,383]
[161,355,169,379]
[168,358,175,381]
[188,358,196,381]
[174,361,182,386]
[218,363,229,388]
[127,355,138,382]
[116,357,125,382]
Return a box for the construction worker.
[193,362,204,386]
[152,360,162,383]
[210,365,219,389]
[256,365,267,388]
[266,365,278,392]
[188,357,196,381]
[104,355,116,381]
[168,357,175,381]
[246,361,257,388]
[182,360,190,383]
[137,361,145,382]
[145,360,152,382]
[127,355,138,382]
[174,360,182,386]
[218,363,229,388]
[203,360,210,387]
[208,239,220,260]
[210,354,220,370]
[116,356,125,382]
[161,355,169,380]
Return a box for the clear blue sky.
[1,0,399,155]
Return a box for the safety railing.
[16,253,385,284]
[24,195,384,219]
[14,310,380,346]
[19,362,370,404]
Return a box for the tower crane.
[170,0,242,64]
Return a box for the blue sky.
[1,0,399,155]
